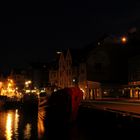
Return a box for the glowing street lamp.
[25,80,32,89]
[121,36,127,44]
[56,51,62,54]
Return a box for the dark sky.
[1,1,140,70]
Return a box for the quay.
[80,99,140,116]
[79,99,140,128]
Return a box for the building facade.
[49,49,77,88]
[126,55,140,98]
[49,48,109,100]
[49,34,138,99]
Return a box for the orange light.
[0,82,2,88]
[121,36,127,43]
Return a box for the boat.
[0,95,21,109]
[47,87,83,124]
[0,96,6,108]
[22,93,38,110]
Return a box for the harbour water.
[0,109,38,140]
[0,106,140,140]
[0,108,87,140]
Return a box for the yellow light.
[31,90,36,93]
[28,81,32,84]
[6,113,12,140]
[10,80,13,83]
[25,80,32,85]
[8,83,12,87]
[24,123,31,140]
[14,110,19,139]
[25,90,31,93]
[25,82,29,85]
[40,90,45,92]
[80,88,85,93]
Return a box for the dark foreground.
[0,106,140,140]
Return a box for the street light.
[25,80,32,88]
[121,36,127,44]
[72,77,78,86]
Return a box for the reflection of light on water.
[4,110,20,140]
[38,109,46,139]
[24,123,32,140]
[5,113,12,140]
[14,109,19,139]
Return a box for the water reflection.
[2,109,19,140]
[14,110,19,139]
[6,113,12,140]
[0,108,82,140]
[1,106,139,140]
[24,123,31,140]
[0,109,38,140]
[19,109,38,139]
[0,108,74,140]
[38,109,46,139]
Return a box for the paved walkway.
[81,99,140,117]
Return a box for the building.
[125,55,140,98]
[47,29,140,99]
[26,62,49,89]
[49,46,111,100]
[85,35,129,99]
[49,49,76,88]
[8,69,26,91]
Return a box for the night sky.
[1,1,140,70]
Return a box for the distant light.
[28,81,32,84]
[40,90,45,93]
[25,90,31,93]
[80,88,85,93]
[6,113,12,140]
[121,36,127,43]
[0,82,3,88]
[98,42,101,46]
[56,51,62,54]
[73,79,76,82]
[25,80,32,85]
[54,89,57,92]
[31,90,36,93]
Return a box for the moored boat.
[0,95,21,109]
[22,93,38,110]
[47,87,83,124]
